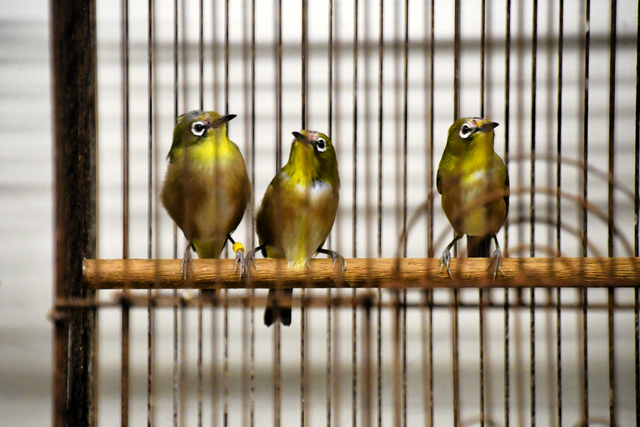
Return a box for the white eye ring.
[191,121,207,137]
[315,138,327,153]
[459,124,473,139]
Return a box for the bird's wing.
[436,166,443,195]
[255,177,281,253]
[493,153,510,218]
[503,172,510,217]
[224,154,252,236]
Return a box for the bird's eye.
[315,138,327,153]
[191,121,207,137]
[459,124,473,139]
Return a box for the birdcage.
[51,0,639,426]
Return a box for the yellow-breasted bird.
[247,130,344,327]
[436,117,510,278]
[161,110,251,288]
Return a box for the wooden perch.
[83,258,640,290]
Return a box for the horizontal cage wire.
[50,0,640,427]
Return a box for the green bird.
[161,110,251,287]
[436,117,510,278]
[248,130,344,327]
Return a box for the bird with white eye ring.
[161,110,251,295]
[245,129,344,327]
[436,117,510,279]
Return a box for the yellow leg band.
[232,242,245,254]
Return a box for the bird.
[160,110,251,292]
[436,117,510,279]
[247,130,344,326]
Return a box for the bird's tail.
[202,289,216,299]
[467,235,492,258]
[264,288,293,327]
[193,240,225,300]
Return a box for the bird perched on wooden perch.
[436,117,510,279]
[161,110,251,293]
[246,130,344,326]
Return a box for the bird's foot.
[232,242,246,278]
[486,247,503,280]
[240,249,258,279]
[440,248,453,278]
[181,246,195,281]
[327,250,346,272]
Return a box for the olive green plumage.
[251,130,343,326]
[161,110,251,283]
[436,117,510,278]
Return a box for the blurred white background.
[1,0,639,425]
[0,1,53,425]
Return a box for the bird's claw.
[440,248,453,278]
[239,250,258,279]
[231,241,248,278]
[328,251,346,272]
[180,255,194,281]
[234,249,245,278]
[486,247,503,280]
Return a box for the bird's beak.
[292,131,312,145]
[210,114,237,128]
[479,121,499,133]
